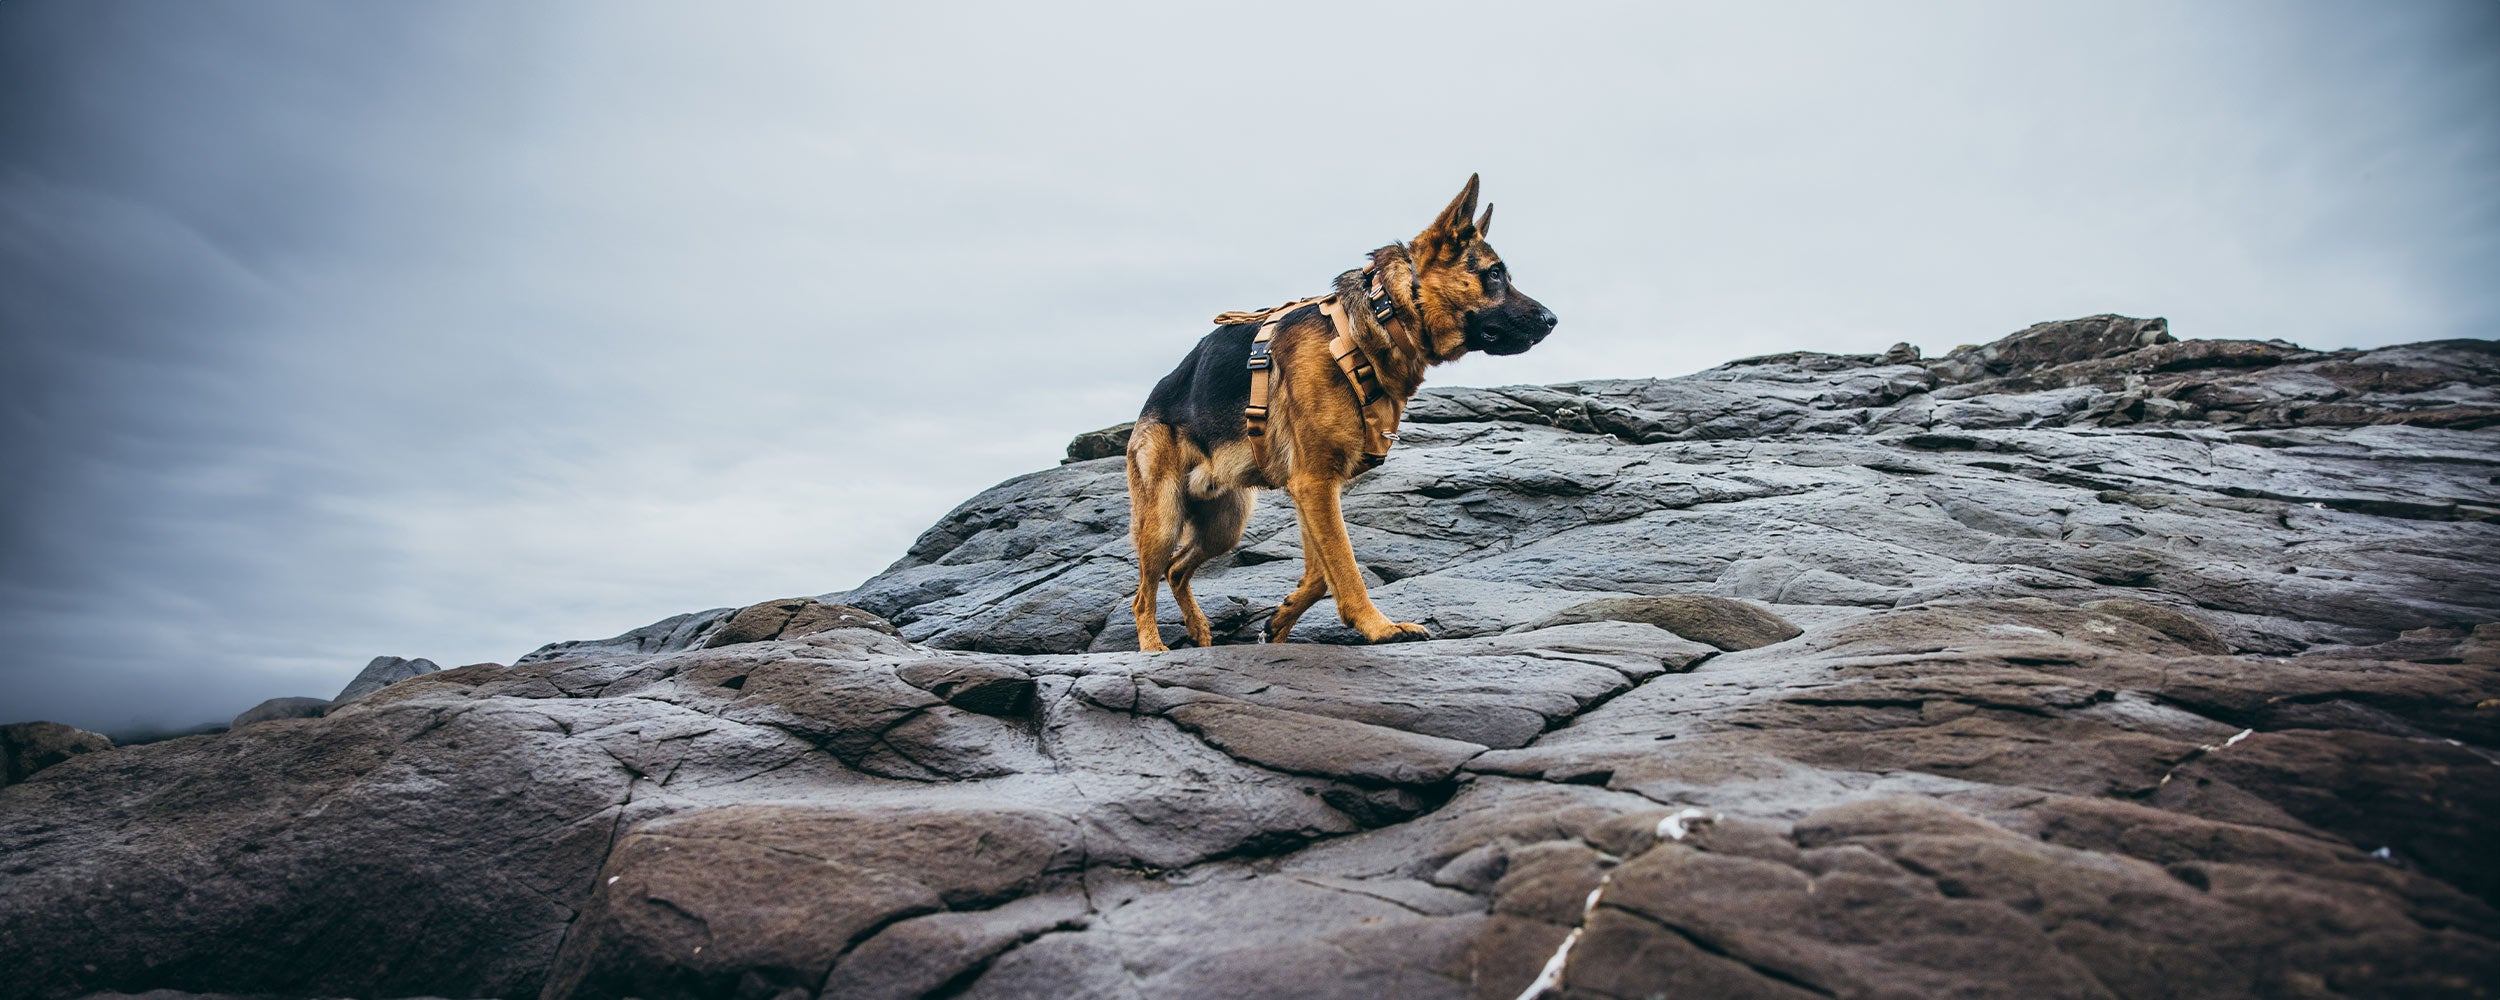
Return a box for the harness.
[1227,262,1411,472]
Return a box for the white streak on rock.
[1513,881,1611,1000]
[2162,728,2261,786]
[1656,807,1716,842]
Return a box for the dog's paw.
[1364,622,1430,643]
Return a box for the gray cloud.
[3,1,2494,734]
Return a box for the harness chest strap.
[1318,298,1404,468]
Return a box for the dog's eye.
[1482,264,1507,293]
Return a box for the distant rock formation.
[229,696,330,729]
[332,655,441,705]
[0,721,110,786]
[2,317,2495,999]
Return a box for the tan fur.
[1129,175,1539,651]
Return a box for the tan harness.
[1226,267,1408,472]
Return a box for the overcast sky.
[3,1,2494,736]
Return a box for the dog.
[1125,174,1557,651]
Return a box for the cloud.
[2,0,2493,734]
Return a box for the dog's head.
[1405,174,1557,359]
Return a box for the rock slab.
[4,317,2496,1000]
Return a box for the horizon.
[4,1,2496,735]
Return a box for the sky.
[2,1,2494,737]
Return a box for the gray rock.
[9,317,2499,1000]
[0,721,111,786]
[1925,313,2175,384]
[515,607,733,664]
[1062,420,1134,463]
[229,696,329,729]
[331,655,441,704]
[3,691,645,998]
[1163,697,1488,786]
[703,596,899,647]
[896,660,1036,717]
[1525,594,1802,650]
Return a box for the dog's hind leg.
[1168,488,1253,647]
[1126,425,1187,652]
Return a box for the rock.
[825,891,1089,1000]
[517,607,732,664]
[331,655,440,705]
[896,660,1036,717]
[1062,421,1134,463]
[8,316,2499,1000]
[807,324,2499,661]
[229,697,329,729]
[0,721,111,785]
[1163,698,1488,786]
[704,596,900,647]
[1,693,646,998]
[2081,597,2227,654]
[1525,594,1802,650]
[542,806,1084,1000]
[1926,313,2175,384]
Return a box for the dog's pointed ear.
[1419,173,1482,259]
[1476,203,1494,238]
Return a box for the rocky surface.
[3,316,2496,1000]
[0,721,111,786]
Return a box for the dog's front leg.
[1285,473,1427,643]
[1264,531,1329,642]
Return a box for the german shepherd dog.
[1125,175,1557,651]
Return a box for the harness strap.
[1319,298,1403,470]
[1230,260,1409,474]
[1244,316,1281,449]
[1243,312,1294,479]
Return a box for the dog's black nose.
[1537,306,1558,330]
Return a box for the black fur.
[1139,305,1320,452]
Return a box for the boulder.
[704,597,900,647]
[516,607,732,664]
[331,655,440,705]
[0,721,111,786]
[229,697,329,729]
[1926,313,2175,384]
[1062,420,1134,463]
